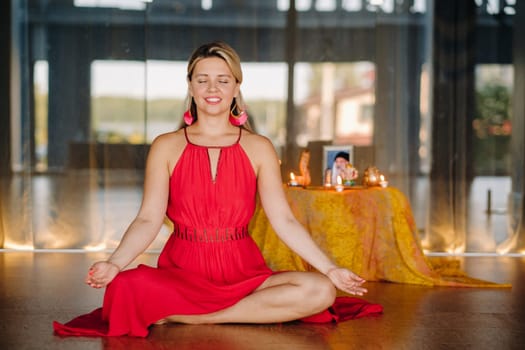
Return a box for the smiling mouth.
[205,97,221,103]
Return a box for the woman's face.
[189,57,240,119]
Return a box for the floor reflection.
[1,252,523,349]
[0,171,512,252]
[102,323,334,350]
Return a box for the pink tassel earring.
[183,110,193,125]
[230,105,248,126]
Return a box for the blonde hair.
[183,41,249,127]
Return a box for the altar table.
[249,186,509,288]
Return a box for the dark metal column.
[47,26,92,170]
[374,22,424,194]
[0,0,12,177]
[500,0,525,253]
[283,0,299,177]
[0,0,12,248]
[425,0,476,252]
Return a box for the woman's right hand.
[85,261,120,289]
[325,267,367,296]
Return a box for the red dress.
[53,127,382,337]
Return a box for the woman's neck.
[192,116,236,134]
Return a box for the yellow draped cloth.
[249,186,510,288]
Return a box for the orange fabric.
[249,186,510,288]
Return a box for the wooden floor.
[1,252,524,350]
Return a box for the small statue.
[295,149,311,187]
[343,163,359,186]
[363,166,381,186]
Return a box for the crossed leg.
[156,271,336,325]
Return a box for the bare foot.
[154,318,168,325]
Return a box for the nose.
[207,81,218,91]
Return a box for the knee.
[318,275,337,307]
[303,274,336,312]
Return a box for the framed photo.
[322,145,354,183]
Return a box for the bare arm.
[246,135,367,295]
[252,138,336,273]
[86,133,180,288]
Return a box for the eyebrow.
[194,73,232,78]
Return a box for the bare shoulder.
[240,129,279,171]
[241,130,276,154]
[148,129,187,170]
[151,128,186,149]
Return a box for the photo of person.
[322,145,354,185]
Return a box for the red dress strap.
[183,126,242,148]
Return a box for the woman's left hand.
[85,261,120,289]
[326,267,367,296]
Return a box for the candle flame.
[380,175,385,181]
[336,175,342,185]
[290,172,295,180]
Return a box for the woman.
[54,41,380,338]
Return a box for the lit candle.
[288,172,299,187]
[379,174,388,188]
[335,175,344,192]
[324,168,332,187]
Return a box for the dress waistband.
[172,223,249,242]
